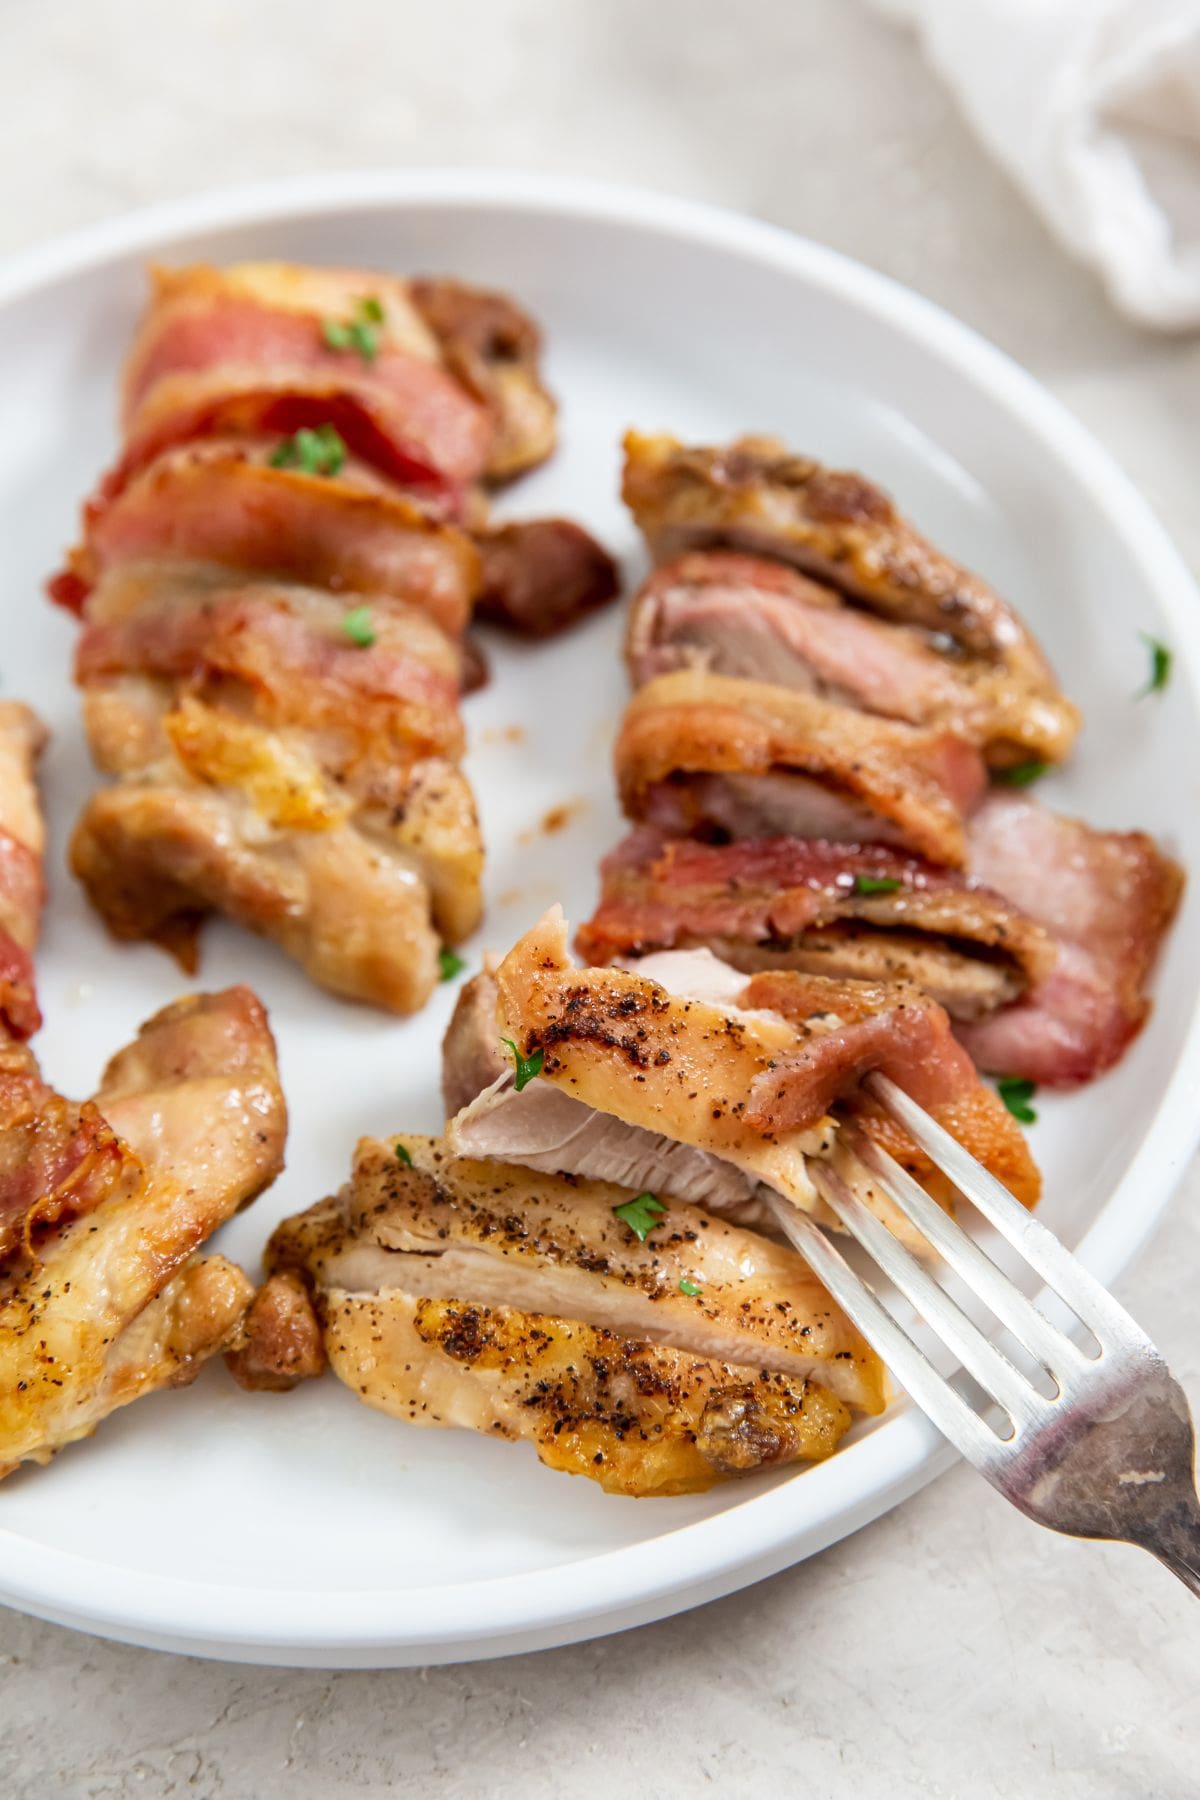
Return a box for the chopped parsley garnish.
[1138,634,1172,697]
[994,759,1049,788]
[268,422,346,477]
[996,1076,1037,1124]
[678,1277,702,1297]
[612,1192,667,1242]
[321,296,383,362]
[853,874,902,896]
[394,1142,414,1167]
[501,1037,543,1092]
[438,947,465,982]
[341,606,376,648]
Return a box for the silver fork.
[766,1072,1200,1595]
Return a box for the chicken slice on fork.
[253,1135,883,1495]
[445,909,1040,1236]
[0,986,286,1477]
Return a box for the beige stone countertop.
[0,2,1197,1794]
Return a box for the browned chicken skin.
[622,431,1070,699]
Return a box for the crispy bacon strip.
[958,795,1184,1085]
[0,1041,132,1269]
[50,445,480,633]
[76,573,466,769]
[97,390,460,530]
[622,431,1061,690]
[625,550,1078,769]
[0,704,47,1040]
[616,669,987,867]
[121,262,494,483]
[577,827,1053,1021]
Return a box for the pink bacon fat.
[49,445,480,634]
[86,389,462,540]
[958,794,1184,1086]
[75,575,466,767]
[121,264,493,485]
[0,704,48,1041]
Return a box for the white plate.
[1,170,1198,1668]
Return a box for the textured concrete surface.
[1,2,1198,1795]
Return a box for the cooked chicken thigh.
[0,986,286,1477]
[260,1135,884,1495]
[622,432,1068,697]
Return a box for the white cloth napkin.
[873,0,1200,329]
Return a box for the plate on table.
[1,169,1198,1668]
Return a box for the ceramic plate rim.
[2,167,1199,1663]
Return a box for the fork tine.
[865,1074,1155,1350]
[762,1193,1003,1466]
[842,1126,1084,1381]
[808,1161,1044,1430]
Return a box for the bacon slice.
[121,262,494,483]
[0,1043,128,1269]
[76,567,466,770]
[0,703,47,1040]
[97,391,461,532]
[616,669,987,867]
[51,445,480,632]
[260,1134,882,1495]
[958,795,1184,1084]
[626,551,1078,770]
[577,827,1053,1022]
[622,432,1063,692]
[0,987,286,1477]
